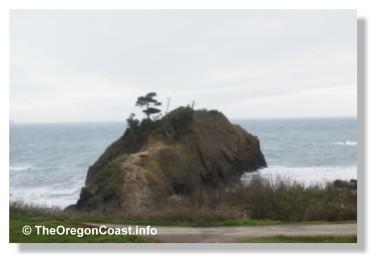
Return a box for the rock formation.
[70,107,266,213]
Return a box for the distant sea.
[10,118,357,208]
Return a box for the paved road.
[86,223,357,243]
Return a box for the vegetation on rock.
[72,101,267,214]
[135,92,162,120]
[68,95,355,225]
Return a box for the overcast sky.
[10,10,357,123]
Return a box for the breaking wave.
[242,165,357,186]
[332,141,357,146]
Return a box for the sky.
[10,10,357,123]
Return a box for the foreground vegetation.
[115,177,357,224]
[9,206,153,243]
[11,177,357,226]
[10,200,356,229]
[10,201,356,243]
[10,177,356,242]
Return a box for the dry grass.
[130,177,357,223]
[10,177,357,224]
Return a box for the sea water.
[10,118,357,208]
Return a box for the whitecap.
[332,141,357,146]
[10,164,35,172]
[10,186,80,208]
[243,165,357,186]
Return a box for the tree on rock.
[135,92,162,120]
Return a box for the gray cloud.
[10,10,357,122]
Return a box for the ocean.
[9,118,357,208]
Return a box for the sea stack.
[70,107,267,213]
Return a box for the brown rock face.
[71,108,266,213]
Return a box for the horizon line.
[10,116,358,125]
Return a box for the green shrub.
[10,176,357,225]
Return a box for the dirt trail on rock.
[85,223,357,243]
[121,140,165,181]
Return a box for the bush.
[10,176,357,224]
[165,107,193,130]
[142,177,357,223]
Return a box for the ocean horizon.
[9,117,357,208]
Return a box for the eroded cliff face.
[71,108,266,213]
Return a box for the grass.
[241,235,357,243]
[9,174,358,243]
[64,216,285,227]
[9,207,154,243]
[183,177,357,223]
[74,177,356,226]
[64,216,356,227]
[9,203,357,243]
[9,201,357,228]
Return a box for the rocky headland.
[69,107,267,213]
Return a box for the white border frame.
[1,1,379,265]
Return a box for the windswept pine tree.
[135,92,162,120]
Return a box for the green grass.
[241,235,357,243]
[63,215,356,227]
[9,208,154,243]
[62,215,285,227]
[10,205,357,243]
